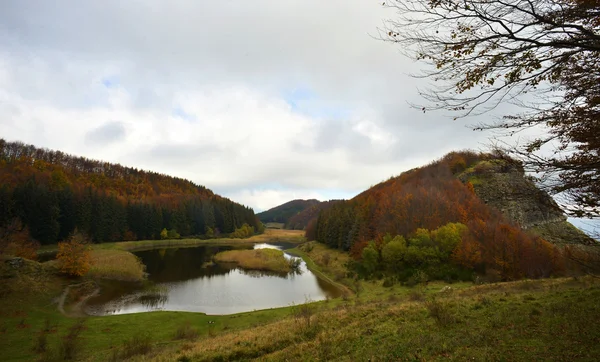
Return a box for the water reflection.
[86,243,341,315]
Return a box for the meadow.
[1,231,599,361]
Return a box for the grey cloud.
[0,0,511,210]
[84,121,126,146]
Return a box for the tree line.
[0,139,262,247]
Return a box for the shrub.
[382,277,395,288]
[230,223,255,239]
[409,289,425,302]
[121,333,152,359]
[425,299,455,326]
[292,297,316,336]
[57,231,91,277]
[174,321,199,341]
[0,219,39,260]
[321,252,331,266]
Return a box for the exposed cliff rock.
[458,158,594,245]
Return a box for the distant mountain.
[286,200,342,230]
[257,199,321,227]
[0,139,261,244]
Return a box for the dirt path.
[57,282,100,317]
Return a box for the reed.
[214,249,293,273]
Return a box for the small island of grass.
[213,248,299,273]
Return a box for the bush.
[230,223,255,239]
[425,299,455,326]
[121,333,152,359]
[292,297,316,337]
[0,219,39,260]
[57,231,91,277]
[409,289,425,302]
[382,277,396,288]
[174,321,199,341]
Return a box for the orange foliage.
[315,151,565,280]
[0,219,39,260]
[451,232,482,269]
[57,232,92,277]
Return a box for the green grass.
[6,238,600,361]
[0,258,301,361]
[149,277,600,361]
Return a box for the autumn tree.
[380,0,600,217]
[0,218,39,260]
[57,230,92,277]
[0,139,262,244]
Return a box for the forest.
[257,199,341,230]
[307,151,564,282]
[0,139,262,247]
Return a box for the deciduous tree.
[57,231,91,277]
[380,0,600,217]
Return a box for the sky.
[0,0,500,212]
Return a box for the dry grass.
[87,250,146,282]
[296,241,351,283]
[149,276,600,362]
[249,229,305,243]
[213,249,293,273]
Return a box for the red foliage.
[315,151,564,280]
[0,219,39,260]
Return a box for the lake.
[85,243,341,315]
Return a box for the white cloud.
[0,0,493,211]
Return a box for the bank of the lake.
[3,236,599,361]
[37,229,306,284]
[85,242,340,316]
[38,229,305,255]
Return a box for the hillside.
[456,157,594,245]
[286,200,342,230]
[0,139,261,246]
[257,199,321,225]
[309,151,594,282]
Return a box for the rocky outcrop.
[458,158,594,245]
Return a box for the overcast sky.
[0,0,495,212]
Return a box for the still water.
[85,243,341,315]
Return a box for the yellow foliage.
[57,233,92,277]
[214,249,292,273]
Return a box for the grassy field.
[213,248,296,273]
[0,253,304,362]
[4,234,600,361]
[150,277,600,361]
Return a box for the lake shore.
[2,242,600,361]
[38,229,305,254]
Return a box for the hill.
[257,199,321,225]
[286,200,342,230]
[0,139,261,246]
[309,150,595,282]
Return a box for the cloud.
[85,121,127,146]
[0,0,494,211]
